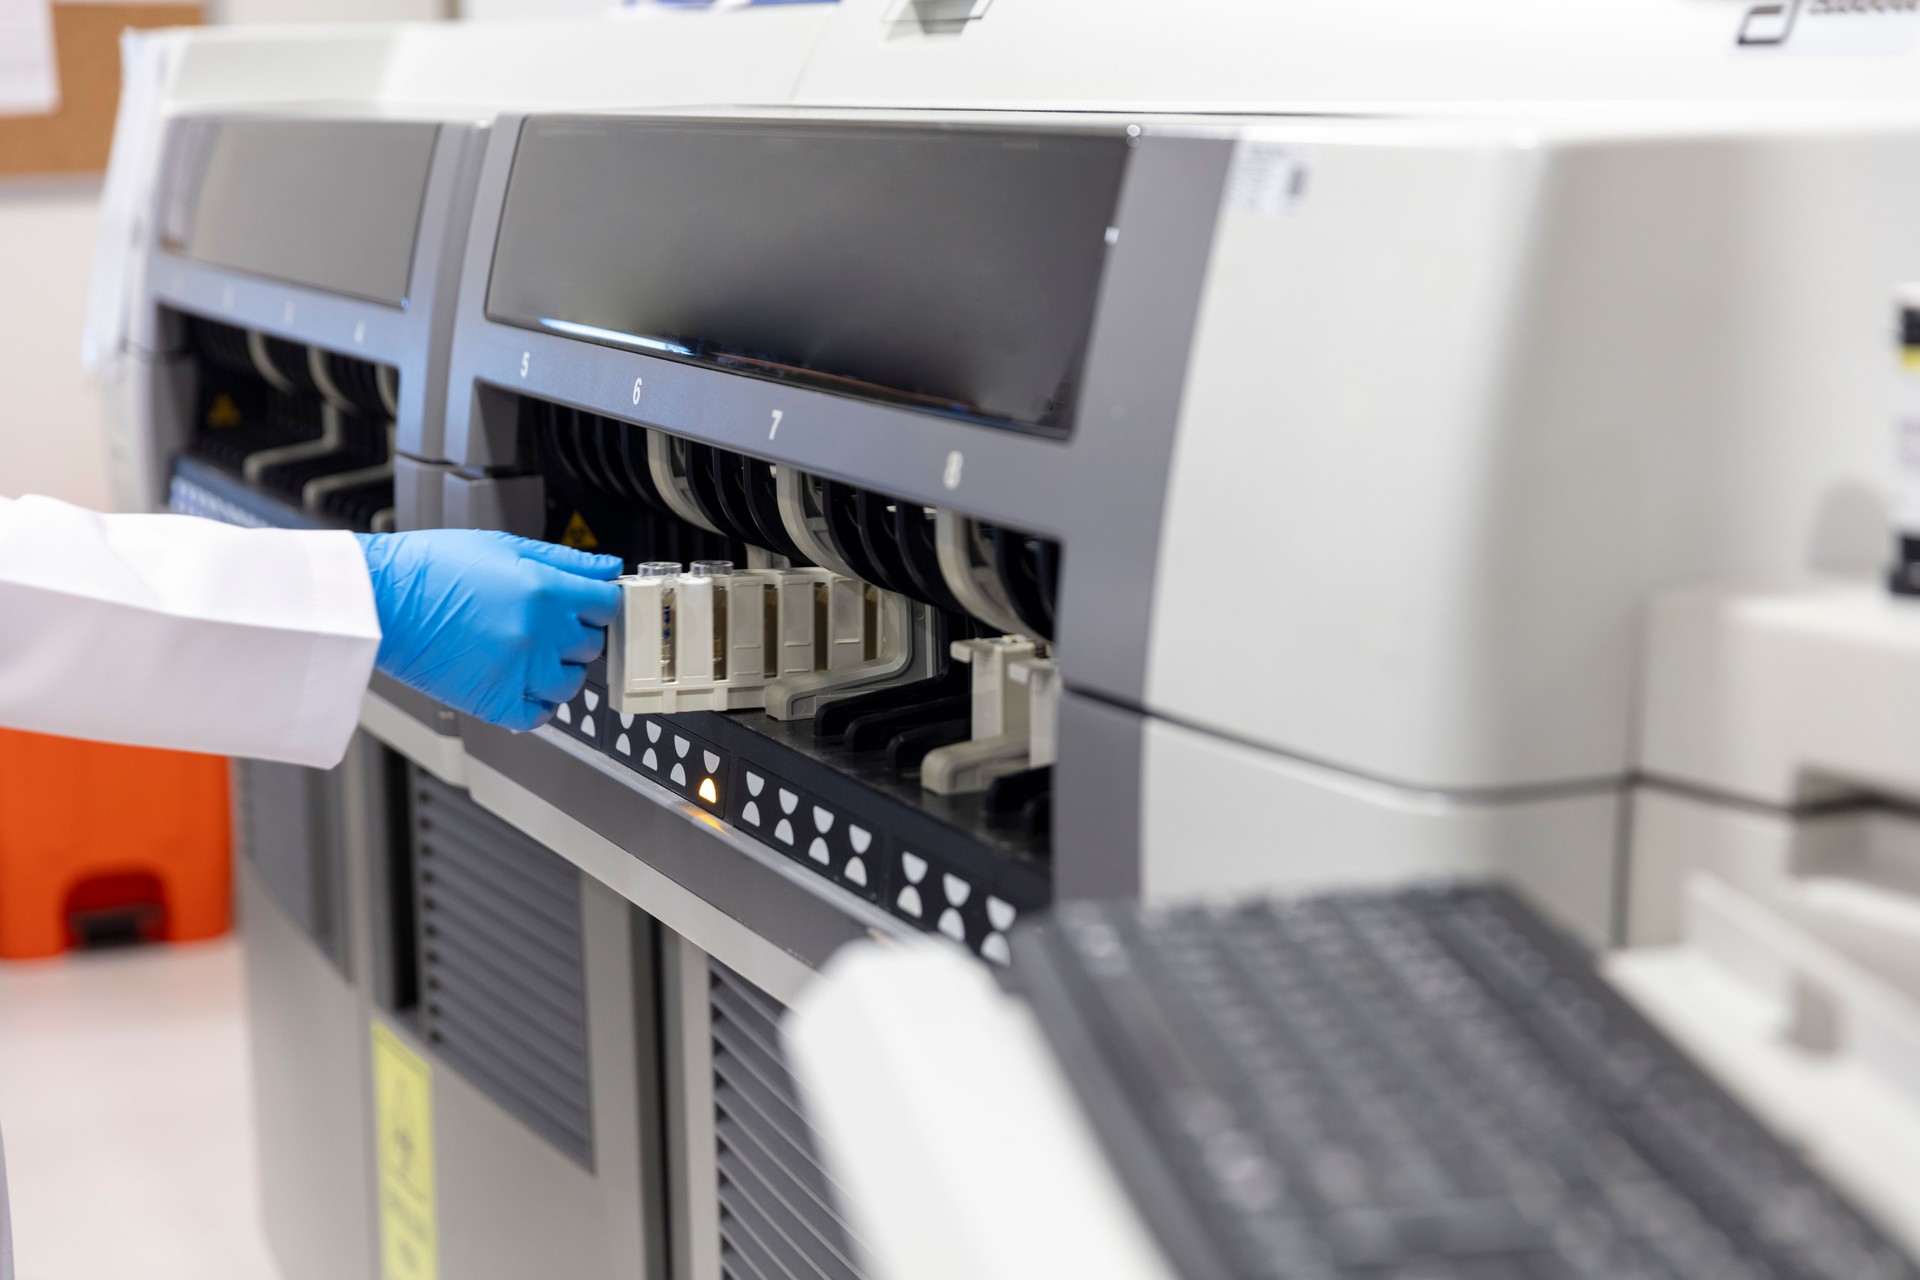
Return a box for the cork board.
[0,3,203,178]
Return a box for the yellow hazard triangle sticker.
[205,393,242,428]
[561,511,600,550]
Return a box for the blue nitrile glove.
[355,530,623,732]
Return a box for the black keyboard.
[1009,885,1916,1280]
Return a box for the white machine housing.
[88,7,1920,1280]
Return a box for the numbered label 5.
[519,351,530,378]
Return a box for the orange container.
[0,728,232,960]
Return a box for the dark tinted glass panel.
[162,119,438,307]
[487,117,1130,433]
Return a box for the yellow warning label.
[1902,347,1920,374]
[372,1022,437,1280]
[561,510,600,550]
[205,393,242,429]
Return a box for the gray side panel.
[394,454,452,533]
[665,932,723,1280]
[242,867,377,1280]
[1052,691,1147,901]
[236,757,348,974]
[445,472,545,536]
[709,961,867,1280]
[136,354,196,509]
[412,768,595,1166]
[1057,135,1233,703]
[368,669,459,737]
[629,906,672,1280]
[401,122,490,464]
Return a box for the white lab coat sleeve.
[0,495,381,767]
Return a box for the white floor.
[0,939,282,1280]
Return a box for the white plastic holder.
[763,588,941,722]
[1011,655,1059,768]
[922,637,1057,795]
[609,565,817,714]
[609,564,933,717]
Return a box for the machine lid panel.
[485,115,1130,435]
[161,118,440,309]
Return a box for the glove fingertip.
[577,580,623,627]
[579,552,624,581]
[499,705,547,732]
[514,536,623,579]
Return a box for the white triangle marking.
[813,806,834,834]
[615,733,631,756]
[704,751,720,773]
[741,801,761,827]
[642,748,658,771]
[775,819,795,846]
[845,857,867,887]
[670,763,687,785]
[778,789,798,815]
[849,826,872,855]
[808,837,830,865]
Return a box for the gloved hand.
[356,530,623,732]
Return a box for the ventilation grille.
[710,960,869,1280]
[413,769,594,1167]
[236,757,345,973]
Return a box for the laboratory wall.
[0,176,110,507]
[0,0,455,510]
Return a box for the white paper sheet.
[82,30,177,373]
[0,0,57,118]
